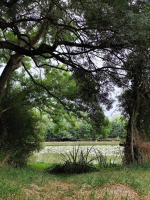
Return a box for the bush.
[45,146,100,174]
[0,106,44,167]
[45,146,117,174]
[46,162,97,174]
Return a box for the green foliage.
[45,146,100,174]
[45,122,56,140]
[109,117,127,138]
[45,115,111,141]
[98,118,111,139]
[138,101,150,138]
[45,162,98,174]
[45,119,77,140]
[2,160,150,199]
[1,108,44,167]
[45,145,119,174]
[75,123,92,139]
[1,0,150,165]
[0,86,45,167]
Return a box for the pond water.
[28,142,124,164]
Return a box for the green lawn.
[27,162,52,170]
[1,161,150,199]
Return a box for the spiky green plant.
[93,148,118,168]
[45,145,122,174]
[45,146,102,174]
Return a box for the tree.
[0,0,150,164]
[118,50,150,163]
[45,115,110,141]
[109,117,127,139]
[1,0,147,109]
[0,85,45,166]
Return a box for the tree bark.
[0,55,23,105]
[124,88,140,164]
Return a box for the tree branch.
[22,62,72,112]
[1,0,19,7]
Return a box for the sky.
[104,102,120,119]
[103,87,122,119]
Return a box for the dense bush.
[46,162,98,174]
[0,87,45,167]
[0,106,45,167]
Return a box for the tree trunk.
[124,89,140,164]
[0,55,23,106]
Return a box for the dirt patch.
[23,182,150,200]
[28,183,43,190]
[23,183,44,198]
[68,183,147,200]
[23,188,36,197]
[51,181,72,190]
[95,183,139,199]
[23,181,74,199]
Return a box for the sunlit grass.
[28,153,63,163]
[27,162,52,170]
[45,141,120,146]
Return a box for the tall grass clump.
[45,145,121,174]
[94,148,123,168]
[46,146,98,174]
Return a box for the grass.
[27,162,52,170]
[28,153,63,163]
[45,141,120,146]
[1,161,150,199]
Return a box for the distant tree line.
[45,116,127,141]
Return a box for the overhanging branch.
[22,62,72,112]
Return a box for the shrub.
[46,162,98,174]
[45,146,100,174]
[0,106,44,167]
[45,145,119,174]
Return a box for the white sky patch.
[0,68,3,75]
[103,87,121,119]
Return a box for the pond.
[28,141,124,165]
